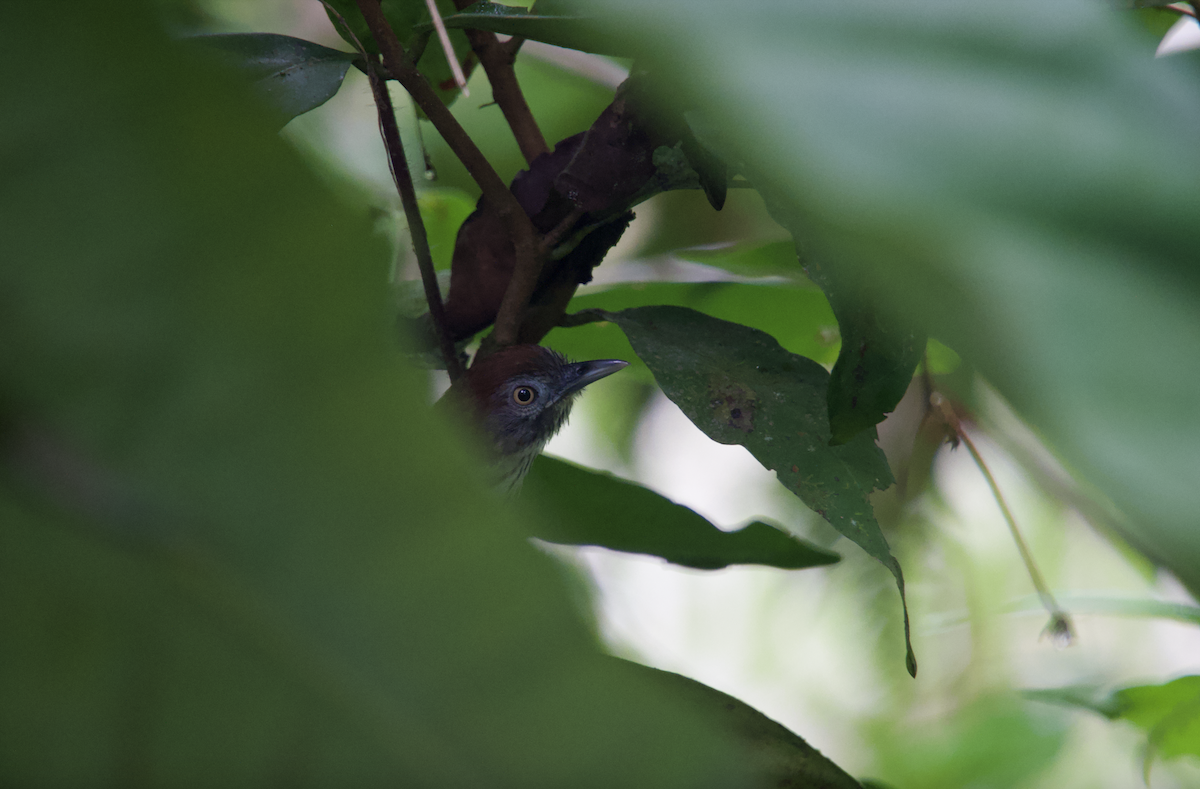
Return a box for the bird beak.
[561,359,629,397]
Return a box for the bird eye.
[513,386,536,405]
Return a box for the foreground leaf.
[605,306,916,675]
[0,7,755,786]
[578,0,1200,598]
[525,455,840,570]
[625,660,865,789]
[802,252,925,446]
[192,33,358,123]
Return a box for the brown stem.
[365,58,464,381]
[930,391,1074,645]
[451,1,548,165]
[355,0,540,350]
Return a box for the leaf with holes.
[605,305,916,676]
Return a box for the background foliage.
[3,0,1200,787]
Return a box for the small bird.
[444,344,628,491]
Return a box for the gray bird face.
[483,358,629,461]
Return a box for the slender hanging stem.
[930,391,1074,644]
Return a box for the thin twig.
[557,308,610,328]
[930,391,1074,645]
[451,0,548,165]
[323,2,463,377]
[1163,2,1197,19]
[366,57,464,381]
[538,204,586,256]
[354,0,540,350]
[423,0,469,96]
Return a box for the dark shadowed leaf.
[192,33,357,122]
[0,6,759,786]
[525,455,840,570]
[605,306,916,675]
[626,660,865,789]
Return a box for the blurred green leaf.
[323,0,473,106]
[604,306,916,675]
[416,187,476,270]
[191,33,357,123]
[628,660,865,789]
[1005,593,1200,625]
[675,240,813,279]
[1027,676,1200,775]
[924,338,961,375]
[1023,684,1127,719]
[526,455,840,570]
[1118,676,1200,766]
[0,6,758,786]
[579,0,1200,598]
[425,1,629,56]
[1131,7,1186,40]
[870,695,1067,788]
[801,253,924,446]
[545,281,840,385]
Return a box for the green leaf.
[1027,677,1200,776]
[577,0,1200,599]
[416,187,477,270]
[525,455,840,570]
[604,306,916,676]
[191,33,357,123]
[425,1,629,56]
[626,660,865,789]
[802,252,925,446]
[1005,593,1200,626]
[1118,676,1200,766]
[679,238,925,445]
[323,0,473,106]
[675,240,814,280]
[545,281,841,386]
[1022,685,1126,719]
[869,694,1068,788]
[0,6,758,786]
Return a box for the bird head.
[444,345,628,489]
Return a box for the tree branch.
[459,26,548,164]
[364,57,464,381]
[354,0,540,350]
[929,390,1075,645]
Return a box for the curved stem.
[930,391,1074,644]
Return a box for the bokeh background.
[168,2,1200,785]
